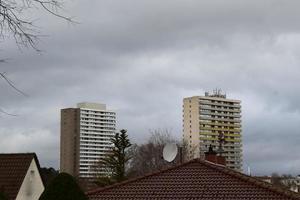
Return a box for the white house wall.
[16,159,44,200]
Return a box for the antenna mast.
[217,132,226,156]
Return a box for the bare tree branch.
[0,72,28,96]
[0,107,17,116]
[0,0,74,50]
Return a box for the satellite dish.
[163,143,178,162]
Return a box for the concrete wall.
[183,96,200,159]
[60,108,80,176]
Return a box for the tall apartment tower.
[60,102,116,178]
[183,91,243,171]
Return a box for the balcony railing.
[199,116,242,123]
[199,100,241,108]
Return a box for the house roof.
[87,159,300,200]
[0,153,43,200]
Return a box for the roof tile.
[87,159,300,200]
[0,153,37,200]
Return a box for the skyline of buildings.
[60,102,116,178]
[60,91,243,177]
[183,90,243,171]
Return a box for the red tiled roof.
[0,153,42,200]
[87,159,300,200]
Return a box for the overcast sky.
[1,0,300,175]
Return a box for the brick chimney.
[204,145,226,166]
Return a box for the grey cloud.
[1,0,300,174]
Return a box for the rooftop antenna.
[163,143,178,162]
[247,166,251,176]
[217,132,226,156]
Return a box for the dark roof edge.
[2,153,45,188]
[87,159,300,199]
[3,153,45,199]
[204,161,300,199]
[32,153,46,188]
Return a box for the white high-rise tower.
[60,102,116,178]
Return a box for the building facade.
[183,91,243,171]
[60,102,116,178]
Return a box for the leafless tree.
[271,173,296,190]
[0,0,73,50]
[1,0,72,115]
[128,129,193,178]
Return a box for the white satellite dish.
[163,143,178,162]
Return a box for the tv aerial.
[163,143,178,162]
[217,132,226,156]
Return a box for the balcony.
[199,121,241,128]
[200,106,241,113]
[199,100,241,108]
[199,116,241,123]
[200,127,241,132]
[200,111,241,118]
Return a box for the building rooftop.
[87,159,300,200]
[0,153,43,200]
[77,102,106,110]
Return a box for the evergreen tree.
[39,173,87,200]
[97,129,132,186]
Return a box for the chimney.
[204,145,226,166]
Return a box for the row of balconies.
[80,140,112,145]
[199,121,241,128]
[199,116,241,123]
[80,127,115,132]
[80,133,114,138]
[79,147,112,152]
[79,150,110,154]
[79,153,106,157]
[200,132,242,139]
[79,159,104,163]
[79,152,109,156]
[79,161,99,165]
[80,138,111,142]
[199,136,242,143]
[80,124,115,127]
[80,130,115,134]
[200,127,241,132]
[199,111,241,118]
[79,156,104,160]
[199,106,241,113]
[80,110,115,115]
[80,115,116,120]
[80,142,112,146]
[80,118,116,123]
[80,121,115,126]
[199,142,242,148]
[199,100,241,108]
[80,126,115,130]
[80,138,113,143]
[80,143,112,148]
[80,127,115,131]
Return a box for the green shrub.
[0,191,8,200]
[39,173,87,200]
